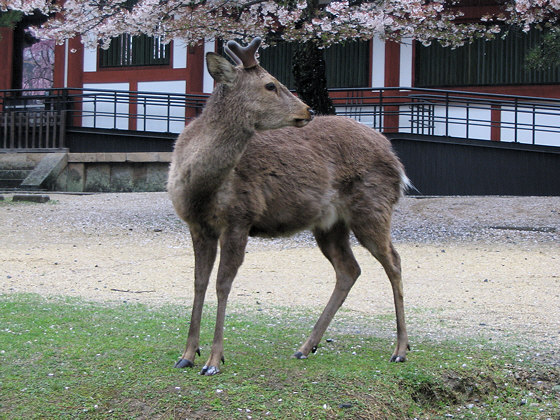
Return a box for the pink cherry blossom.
[1,0,558,47]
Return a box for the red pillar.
[53,42,66,88]
[66,37,84,89]
[186,43,205,94]
[491,105,501,141]
[0,27,14,92]
[52,37,84,89]
[383,40,401,133]
[185,43,205,121]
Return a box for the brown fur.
[167,49,408,375]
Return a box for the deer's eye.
[265,82,277,92]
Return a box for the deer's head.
[206,38,313,130]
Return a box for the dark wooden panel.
[259,41,369,89]
[66,127,175,153]
[389,134,560,196]
[415,28,560,87]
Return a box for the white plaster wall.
[83,46,97,73]
[371,36,385,88]
[137,80,187,133]
[399,38,413,88]
[173,40,187,69]
[82,83,130,130]
[335,105,382,129]
[501,105,560,147]
[422,105,492,140]
[203,40,216,94]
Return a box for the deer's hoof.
[174,358,194,368]
[293,351,307,359]
[200,365,220,376]
[390,355,406,363]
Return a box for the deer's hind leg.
[352,219,408,362]
[294,221,361,359]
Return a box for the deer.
[167,38,409,376]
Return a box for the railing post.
[465,102,470,139]
[93,95,97,128]
[514,98,518,143]
[46,110,51,148]
[9,111,15,149]
[59,110,66,149]
[167,93,171,133]
[445,91,449,137]
[113,91,118,129]
[379,89,383,131]
[532,104,536,145]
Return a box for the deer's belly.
[248,200,344,237]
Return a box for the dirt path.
[1,193,559,364]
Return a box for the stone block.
[66,163,85,192]
[132,164,148,190]
[85,164,111,192]
[111,164,134,192]
[12,194,50,203]
[126,152,156,163]
[55,166,68,191]
[68,153,98,163]
[146,163,170,191]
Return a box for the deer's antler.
[224,37,262,69]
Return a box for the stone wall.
[55,152,172,192]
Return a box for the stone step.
[0,169,32,180]
[0,160,36,171]
[0,179,24,188]
[0,168,33,189]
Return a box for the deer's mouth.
[293,109,314,127]
[293,118,310,128]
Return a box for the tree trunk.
[292,42,336,116]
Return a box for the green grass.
[0,294,558,419]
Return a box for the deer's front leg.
[200,228,248,376]
[175,230,218,369]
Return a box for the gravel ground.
[1,192,559,364]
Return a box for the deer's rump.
[227,116,405,237]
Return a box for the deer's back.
[231,116,405,236]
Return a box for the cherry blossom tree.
[22,39,54,91]
[2,0,559,112]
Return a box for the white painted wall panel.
[371,36,385,88]
[173,40,187,69]
[137,80,186,133]
[399,38,413,88]
[501,105,560,146]
[203,40,216,93]
[335,106,382,129]
[82,83,130,130]
[83,46,97,72]
[430,105,492,140]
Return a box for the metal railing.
[0,88,208,149]
[2,87,559,150]
[331,87,560,147]
[67,88,207,133]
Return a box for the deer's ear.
[206,52,238,86]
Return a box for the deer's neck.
[182,93,255,203]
